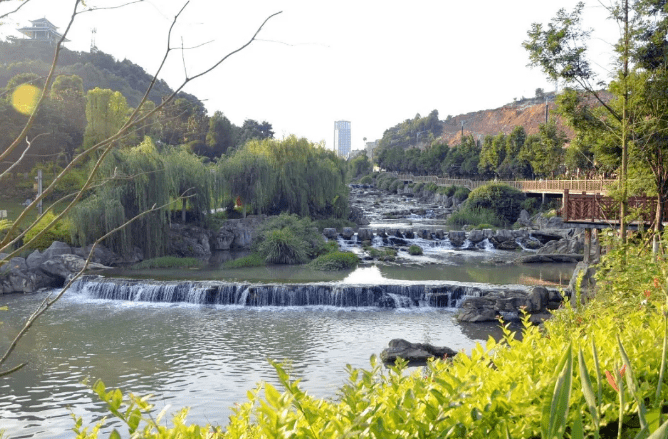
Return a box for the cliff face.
[439,95,573,145]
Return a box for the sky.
[0,0,621,151]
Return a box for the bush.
[0,219,21,248]
[408,244,423,255]
[24,210,72,250]
[367,247,397,261]
[453,186,470,201]
[447,206,504,229]
[359,175,373,185]
[412,182,425,193]
[132,256,203,270]
[223,253,266,268]
[521,197,539,213]
[309,251,359,270]
[424,182,438,193]
[254,213,325,261]
[257,228,309,264]
[465,183,526,224]
[388,179,403,193]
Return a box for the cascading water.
[68,275,522,310]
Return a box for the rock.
[568,262,597,304]
[403,230,415,239]
[26,250,44,270]
[518,237,542,250]
[380,338,458,364]
[517,209,531,226]
[434,229,445,240]
[496,240,520,251]
[457,297,498,322]
[357,228,374,241]
[349,206,370,225]
[468,229,485,243]
[168,224,212,258]
[214,215,266,250]
[42,241,72,260]
[449,231,466,247]
[527,286,549,312]
[73,244,120,266]
[40,254,111,282]
[341,227,355,239]
[323,228,338,240]
[515,254,584,264]
[531,231,563,245]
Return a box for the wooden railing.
[562,190,662,224]
[390,173,616,194]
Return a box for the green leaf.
[578,348,599,429]
[571,411,584,439]
[109,429,121,439]
[542,344,572,439]
[648,418,668,439]
[618,336,648,430]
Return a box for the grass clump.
[309,251,359,270]
[367,247,397,261]
[132,256,203,270]
[465,183,525,224]
[408,244,423,255]
[447,206,505,229]
[253,213,325,265]
[359,175,373,185]
[223,253,266,268]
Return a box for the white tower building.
[333,121,351,158]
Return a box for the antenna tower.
[91,28,97,53]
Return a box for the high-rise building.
[333,121,351,158]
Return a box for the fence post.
[563,189,569,221]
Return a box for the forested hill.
[0,39,200,108]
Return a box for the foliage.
[366,247,397,261]
[408,244,423,255]
[447,206,505,229]
[253,214,325,264]
[24,210,72,250]
[453,186,470,201]
[82,87,129,149]
[348,153,372,180]
[309,251,359,270]
[223,253,266,269]
[465,183,526,225]
[70,139,211,258]
[359,175,373,185]
[217,136,349,219]
[131,256,203,270]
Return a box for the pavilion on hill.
[16,18,69,44]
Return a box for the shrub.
[412,182,425,193]
[465,183,526,224]
[24,210,72,250]
[367,247,397,261]
[0,219,21,248]
[443,184,457,197]
[453,186,470,201]
[424,182,438,193]
[132,256,203,270]
[309,251,359,270]
[521,197,539,213]
[359,175,373,185]
[257,228,309,264]
[223,253,266,268]
[408,244,423,255]
[254,213,325,261]
[447,206,504,228]
[389,179,403,193]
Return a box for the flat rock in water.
[380,338,458,365]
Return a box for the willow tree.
[82,87,129,149]
[70,138,212,258]
[216,146,274,217]
[245,135,349,218]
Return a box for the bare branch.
[0,0,36,21]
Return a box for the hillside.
[439,93,572,145]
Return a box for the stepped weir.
[69,276,532,309]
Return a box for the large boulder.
[323,228,338,240]
[168,224,212,258]
[0,257,39,294]
[41,241,72,260]
[380,338,458,364]
[40,254,110,282]
[468,229,485,244]
[448,231,466,247]
[341,227,355,239]
[349,206,370,226]
[214,215,266,251]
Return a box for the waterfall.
[69,275,530,310]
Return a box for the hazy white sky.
[1,0,620,151]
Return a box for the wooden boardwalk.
[391,173,615,194]
[562,189,662,226]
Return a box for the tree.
[0,0,282,378]
[82,87,129,149]
[202,110,236,159]
[521,120,566,178]
[524,0,634,241]
[237,119,274,147]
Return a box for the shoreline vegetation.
[71,237,668,437]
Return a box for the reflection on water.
[0,292,505,438]
[108,255,574,287]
